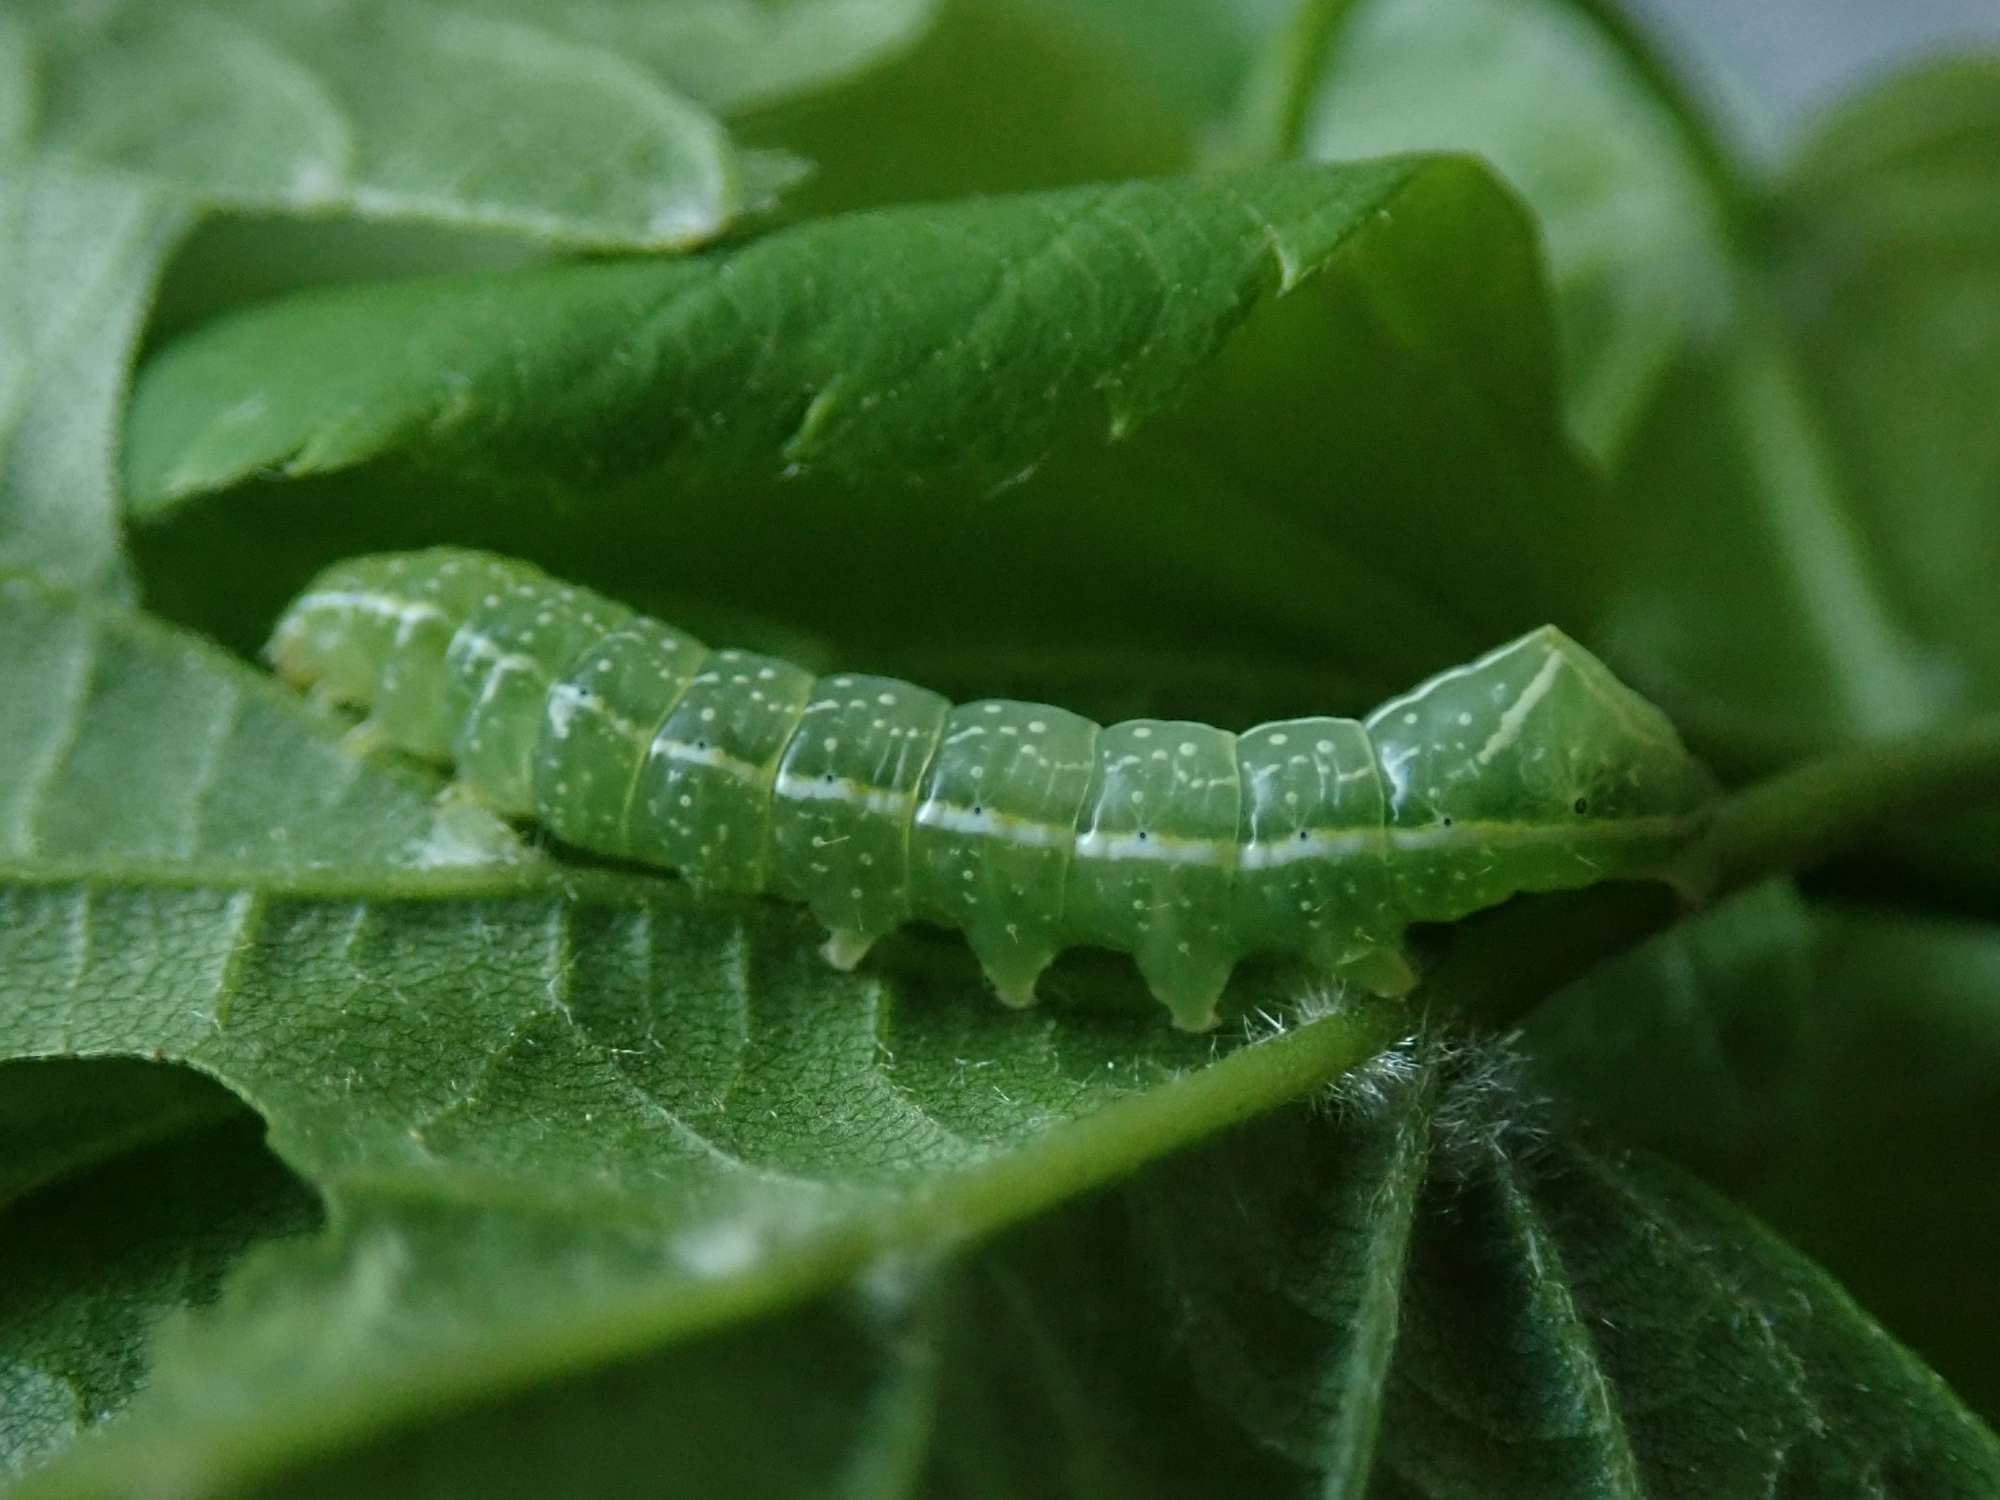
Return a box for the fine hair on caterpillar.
[269,548,1717,1030]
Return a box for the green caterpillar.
[271,548,1716,1029]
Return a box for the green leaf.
[124,159,1607,702]
[1277,0,1737,459]
[1242,3,1950,758]
[0,573,519,870]
[1529,890,2000,1426]
[0,1070,320,1479]
[0,573,1402,1486]
[4,0,937,249]
[0,162,190,594]
[0,1058,246,1213]
[6,573,1993,1491]
[1601,310,1942,763]
[1115,1071,2000,1498]
[1778,57,2000,703]
[1523,880,1819,1180]
[1601,57,2000,760]
[739,0,1281,219]
[24,1044,1993,1496]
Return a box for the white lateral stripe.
[544,684,651,749]
[1074,830,1233,866]
[913,802,1070,847]
[647,739,762,781]
[773,772,910,817]
[1386,815,1687,852]
[1239,830,1381,870]
[1475,649,1565,765]
[298,589,450,631]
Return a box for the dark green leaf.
[124,160,1606,703]
[0,1082,320,1479]
[1530,891,2000,1425]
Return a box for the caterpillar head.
[1362,626,1717,922]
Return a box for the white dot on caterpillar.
[1268,732,1287,746]
[678,795,692,807]
[1457,711,1473,726]
[1179,742,1196,755]
[1028,720,1047,733]
[1316,739,1334,753]
[1131,726,1152,739]
[759,667,777,681]
[849,888,864,900]
[1403,712,1418,725]
[877,692,897,706]
[700,707,717,721]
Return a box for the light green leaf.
[0,573,518,870]
[5,0,937,249]
[1281,0,1736,458]
[123,159,1608,701]
[0,162,190,594]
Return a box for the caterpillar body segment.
[270,549,1717,1029]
